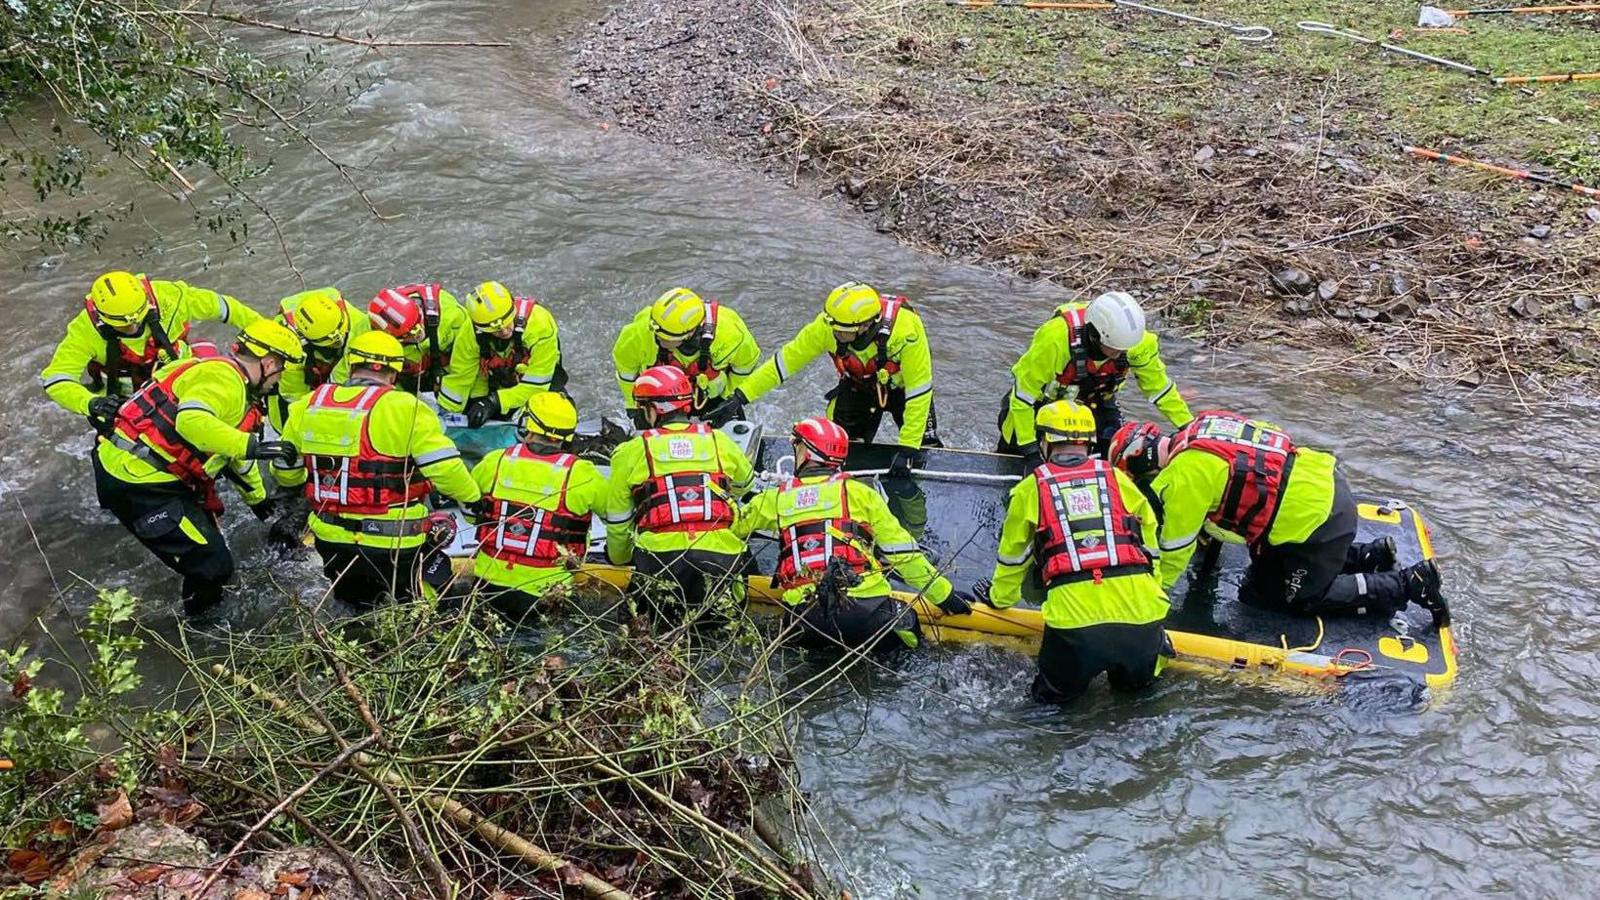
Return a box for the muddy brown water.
[4,1,1599,895]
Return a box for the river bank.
[568,0,1600,395]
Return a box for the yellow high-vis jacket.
[741,303,936,449]
[735,471,952,607]
[612,304,760,408]
[41,280,261,417]
[601,421,755,562]
[275,379,481,550]
[1001,302,1191,448]
[990,463,1168,630]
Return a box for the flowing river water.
[4,1,1599,895]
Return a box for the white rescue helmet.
[1086,291,1146,353]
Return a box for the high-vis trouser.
[1238,474,1409,617]
[786,592,921,653]
[313,537,454,609]
[828,381,942,448]
[628,548,745,624]
[93,454,234,616]
[1031,620,1170,704]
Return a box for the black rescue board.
[753,438,1457,689]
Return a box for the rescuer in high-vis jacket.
[734,416,973,652]
[274,330,482,608]
[981,400,1171,703]
[732,283,940,478]
[268,287,369,430]
[365,282,476,403]
[41,271,262,435]
[457,281,567,428]
[601,365,756,622]
[469,392,604,624]
[1108,410,1448,624]
[613,288,761,428]
[997,291,1192,465]
[92,320,304,615]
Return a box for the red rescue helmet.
[633,365,694,415]
[368,288,422,339]
[1107,421,1165,478]
[791,416,850,468]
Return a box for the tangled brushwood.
[5,588,844,898]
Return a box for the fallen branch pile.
[127,598,831,898]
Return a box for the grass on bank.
[872,0,1599,179]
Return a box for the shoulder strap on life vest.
[700,301,720,374]
[512,297,537,340]
[876,296,907,370]
[393,283,444,366]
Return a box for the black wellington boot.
[1348,536,1398,573]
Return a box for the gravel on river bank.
[567,0,1600,397]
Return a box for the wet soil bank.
[568,0,1600,395]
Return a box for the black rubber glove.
[465,395,499,429]
[888,449,916,479]
[937,590,974,617]
[703,390,748,427]
[243,437,299,464]
[267,495,311,547]
[465,499,493,520]
[1020,446,1045,475]
[971,578,993,607]
[248,496,280,522]
[87,396,123,435]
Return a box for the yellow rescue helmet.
[518,391,579,442]
[282,288,349,348]
[87,271,154,326]
[649,288,707,339]
[823,282,883,328]
[235,319,307,364]
[1035,399,1097,444]
[468,281,517,332]
[346,330,405,373]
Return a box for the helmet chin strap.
[522,434,567,452]
[1081,322,1106,360]
[1043,441,1092,464]
[847,323,880,351]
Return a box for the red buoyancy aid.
[831,296,909,385]
[475,447,593,568]
[302,384,432,516]
[393,283,446,390]
[1165,411,1296,545]
[1052,305,1129,402]
[631,424,736,534]
[478,297,539,389]
[655,301,721,382]
[1035,458,1152,588]
[111,353,261,495]
[85,288,191,392]
[773,473,874,589]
